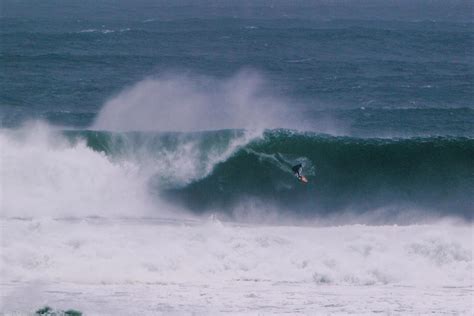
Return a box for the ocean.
[1,1,473,314]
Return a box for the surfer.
[292,164,308,183]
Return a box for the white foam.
[1,124,472,314]
[1,218,472,313]
[2,216,471,286]
[0,123,155,218]
[0,122,258,218]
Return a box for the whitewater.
[2,217,472,314]
[1,120,472,314]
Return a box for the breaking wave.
[4,123,471,222]
[77,129,474,221]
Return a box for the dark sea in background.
[1,0,473,221]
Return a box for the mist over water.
[94,70,313,133]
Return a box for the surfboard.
[300,176,308,183]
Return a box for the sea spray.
[0,123,262,218]
[92,70,318,132]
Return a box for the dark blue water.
[2,1,473,134]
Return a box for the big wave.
[78,129,474,222]
[4,123,470,223]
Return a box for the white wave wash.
[1,122,472,314]
[0,122,259,217]
[1,217,472,314]
[1,124,472,314]
[0,123,153,218]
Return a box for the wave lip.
[164,130,474,221]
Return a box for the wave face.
[62,129,474,222]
